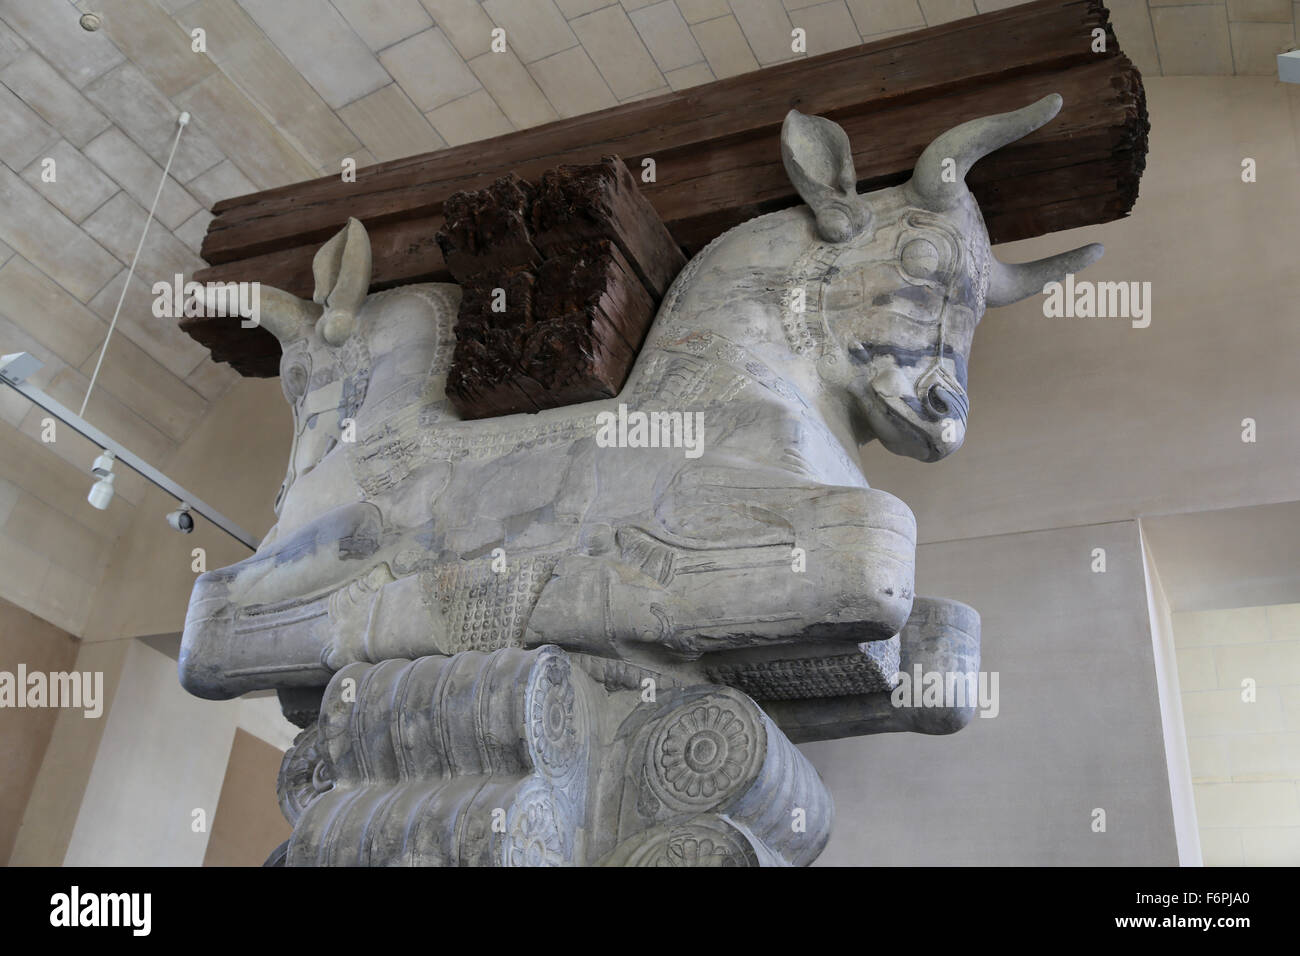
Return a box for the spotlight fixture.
[79,12,102,32]
[166,503,195,534]
[88,450,115,510]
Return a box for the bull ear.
[781,110,869,243]
[312,217,371,345]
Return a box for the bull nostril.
[926,384,950,416]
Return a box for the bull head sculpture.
[206,218,372,523]
[782,93,1103,461]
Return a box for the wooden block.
[436,174,540,279]
[532,157,687,300]
[446,239,656,420]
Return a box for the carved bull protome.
[181,94,1104,866]
[180,94,1100,706]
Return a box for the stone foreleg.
[524,485,917,660]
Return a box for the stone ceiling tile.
[0,311,74,416]
[234,0,390,109]
[0,169,121,303]
[83,128,201,231]
[81,192,205,287]
[331,0,433,51]
[23,368,176,493]
[0,0,124,87]
[95,0,217,98]
[791,1,864,55]
[482,0,579,64]
[528,45,618,117]
[184,159,254,209]
[316,147,375,178]
[621,0,657,11]
[183,356,239,403]
[0,50,112,147]
[173,5,362,170]
[974,0,1034,8]
[845,0,925,35]
[418,0,497,59]
[679,0,732,22]
[556,0,611,16]
[731,0,800,65]
[174,209,215,256]
[88,270,210,376]
[665,60,715,90]
[337,84,447,162]
[171,73,319,188]
[1229,19,1296,72]
[0,256,108,366]
[379,28,480,112]
[1107,0,1163,77]
[0,17,27,70]
[82,63,226,183]
[571,5,665,99]
[0,414,146,516]
[692,15,760,78]
[919,0,977,26]
[0,81,58,169]
[1152,5,1235,75]
[74,332,209,444]
[6,482,119,583]
[425,89,514,146]
[467,52,558,130]
[20,140,119,224]
[1227,0,1292,19]
[630,1,705,74]
[282,103,365,171]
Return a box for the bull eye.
[284,364,308,400]
[900,238,941,279]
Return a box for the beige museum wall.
[806,520,1180,865]
[1171,603,1300,865]
[83,375,289,643]
[861,76,1300,545]
[0,596,78,864]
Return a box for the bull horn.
[987,242,1105,308]
[908,94,1064,212]
[201,283,319,344]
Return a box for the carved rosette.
[276,724,332,826]
[502,782,575,867]
[645,688,765,813]
[525,648,588,786]
[601,816,772,867]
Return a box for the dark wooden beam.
[185,0,1148,376]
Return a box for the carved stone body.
[179,96,1102,866]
